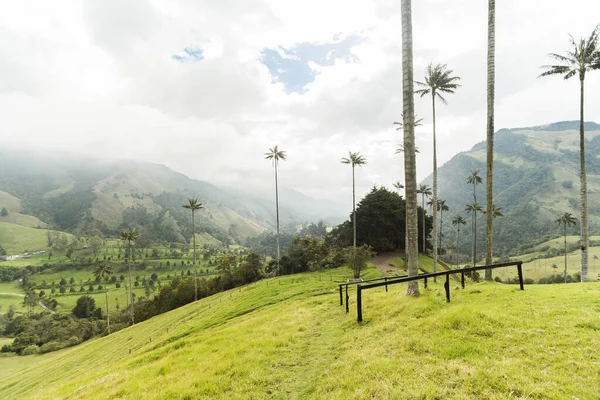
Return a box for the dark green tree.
[0,207,8,216]
[72,295,97,318]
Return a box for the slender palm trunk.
[564,224,567,283]
[274,161,281,275]
[474,212,478,267]
[127,240,134,324]
[579,77,589,282]
[455,226,460,268]
[402,0,419,295]
[352,165,357,272]
[432,93,438,282]
[485,0,496,280]
[192,211,197,301]
[471,213,476,268]
[421,194,426,253]
[439,210,443,249]
[105,290,110,334]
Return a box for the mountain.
[423,121,600,256]
[0,150,345,247]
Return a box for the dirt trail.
[372,252,405,276]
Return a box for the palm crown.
[265,146,287,166]
[555,212,577,227]
[94,263,114,281]
[415,63,462,104]
[539,26,600,80]
[417,184,432,197]
[341,152,367,167]
[465,202,483,215]
[452,216,467,226]
[182,197,204,212]
[120,227,140,243]
[466,170,483,186]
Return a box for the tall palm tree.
[93,263,114,334]
[393,181,404,195]
[437,199,450,250]
[182,197,204,301]
[342,152,367,270]
[265,146,287,275]
[417,184,432,253]
[485,0,497,280]
[555,212,577,283]
[401,0,419,296]
[120,227,139,324]
[466,202,483,267]
[452,215,467,267]
[416,63,461,280]
[467,170,483,203]
[540,26,600,282]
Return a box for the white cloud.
[1,0,600,213]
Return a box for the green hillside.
[0,222,73,255]
[0,213,47,229]
[1,267,599,399]
[425,121,600,257]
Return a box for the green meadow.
[1,266,599,399]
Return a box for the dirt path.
[0,292,55,314]
[372,252,405,276]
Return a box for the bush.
[494,276,502,283]
[40,341,65,354]
[21,344,40,355]
[1,344,12,353]
[67,336,82,346]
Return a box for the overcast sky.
[2,0,600,203]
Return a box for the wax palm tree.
[452,215,467,267]
[467,170,483,203]
[93,262,114,334]
[437,199,450,250]
[417,184,432,253]
[416,63,461,280]
[485,0,497,280]
[182,197,204,301]
[540,26,600,282]
[466,202,483,267]
[342,152,367,271]
[555,212,577,283]
[265,146,287,275]
[393,181,404,194]
[401,0,419,296]
[120,227,139,324]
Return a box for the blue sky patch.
[261,35,362,93]
[172,47,205,62]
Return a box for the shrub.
[1,344,12,353]
[67,336,82,346]
[21,345,40,355]
[494,276,502,283]
[40,341,65,354]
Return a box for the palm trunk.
[485,0,496,280]
[432,93,438,282]
[439,210,443,250]
[474,212,478,267]
[105,290,110,334]
[564,224,567,284]
[455,226,460,268]
[275,161,281,275]
[352,165,357,274]
[471,213,476,268]
[192,211,197,301]
[422,194,426,253]
[579,76,588,282]
[127,240,134,324]
[402,0,419,296]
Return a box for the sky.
[1,0,600,205]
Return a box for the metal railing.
[353,261,524,322]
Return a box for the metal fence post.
[385,277,388,292]
[346,284,349,313]
[461,272,465,289]
[444,273,450,303]
[424,276,428,289]
[357,285,362,323]
[517,263,524,290]
[339,285,343,306]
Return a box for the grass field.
[0,222,75,255]
[0,213,47,229]
[1,266,599,399]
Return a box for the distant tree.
[466,201,484,267]
[540,26,600,282]
[417,184,432,253]
[555,212,577,284]
[0,207,8,216]
[22,291,39,317]
[69,277,75,284]
[237,252,263,283]
[59,286,66,294]
[348,245,374,279]
[428,198,450,251]
[72,295,97,318]
[52,233,69,266]
[182,197,204,301]
[120,227,139,324]
[265,145,287,275]
[341,151,367,270]
[451,215,467,267]
[94,262,114,334]
[88,236,103,259]
[0,243,6,256]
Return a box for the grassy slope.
[0,213,47,229]
[0,191,21,213]
[1,267,599,399]
[0,222,74,255]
